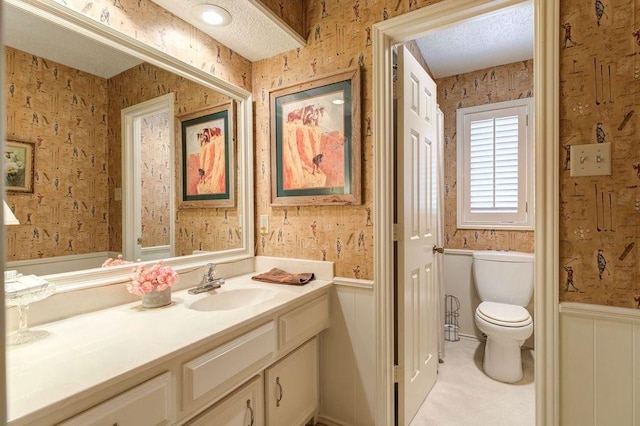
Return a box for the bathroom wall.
[251,0,432,280]
[4,46,111,261]
[107,63,242,256]
[559,0,639,308]
[255,0,306,38]
[437,60,535,253]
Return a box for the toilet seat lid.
[476,302,532,327]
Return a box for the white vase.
[141,287,171,308]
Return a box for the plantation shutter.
[456,98,533,230]
[469,114,519,213]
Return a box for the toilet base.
[483,337,524,383]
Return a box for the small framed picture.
[270,68,362,206]
[5,138,35,193]
[177,102,235,209]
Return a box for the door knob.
[433,245,444,254]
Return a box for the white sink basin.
[188,288,275,312]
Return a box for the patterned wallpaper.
[256,0,306,37]
[107,63,242,256]
[4,46,110,261]
[50,0,640,306]
[437,60,535,253]
[140,110,171,248]
[559,0,639,308]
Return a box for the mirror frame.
[5,0,255,293]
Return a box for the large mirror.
[2,0,254,283]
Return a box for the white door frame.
[121,92,176,261]
[372,1,560,425]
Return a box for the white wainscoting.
[443,249,534,348]
[443,250,479,340]
[5,251,119,276]
[559,302,640,426]
[319,278,375,426]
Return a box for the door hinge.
[393,365,399,383]
[526,114,529,126]
[525,202,529,213]
[392,224,399,241]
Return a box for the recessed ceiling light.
[192,4,232,27]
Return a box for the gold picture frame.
[5,138,35,193]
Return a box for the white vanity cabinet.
[265,337,318,426]
[8,282,331,426]
[186,375,264,426]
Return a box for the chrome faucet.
[188,263,225,294]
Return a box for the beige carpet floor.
[409,337,535,426]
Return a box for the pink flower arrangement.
[102,254,134,267]
[126,261,179,296]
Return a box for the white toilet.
[472,250,534,383]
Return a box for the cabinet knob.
[246,399,254,426]
[276,376,283,407]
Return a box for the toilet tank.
[472,251,534,306]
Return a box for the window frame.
[456,98,534,230]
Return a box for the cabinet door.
[186,376,263,426]
[265,338,318,426]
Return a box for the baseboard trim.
[332,277,374,290]
[317,414,352,426]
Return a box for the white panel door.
[396,45,439,426]
[121,93,175,261]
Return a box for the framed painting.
[270,68,361,206]
[5,138,35,193]
[177,101,235,209]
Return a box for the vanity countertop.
[6,273,333,423]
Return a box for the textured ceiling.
[415,2,534,79]
[149,0,304,62]
[3,0,304,80]
[3,2,143,79]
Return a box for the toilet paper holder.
[444,294,460,342]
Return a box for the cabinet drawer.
[278,294,328,352]
[58,372,172,426]
[186,375,264,426]
[265,338,318,426]
[183,321,275,409]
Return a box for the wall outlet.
[259,215,269,234]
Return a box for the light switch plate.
[570,143,612,177]
[114,187,122,201]
[259,215,269,234]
